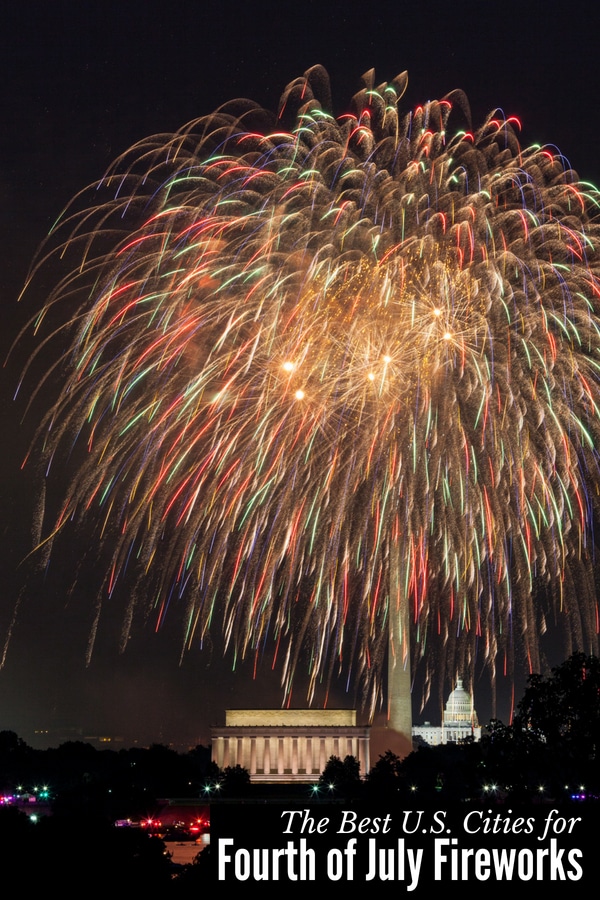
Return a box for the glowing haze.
[18,66,600,715]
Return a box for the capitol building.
[412,678,481,745]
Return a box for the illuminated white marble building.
[412,678,481,745]
[211,709,370,783]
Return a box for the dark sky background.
[1,0,599,749]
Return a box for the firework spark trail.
[17,66,600,713]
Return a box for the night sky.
[1,0,599,748]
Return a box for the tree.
[0,731,28,754]
[220,764,251,796]
[480,718,544,800]
[319,755,362,796]
[514,653,600,751]
[480,653,600,796]
[367,750,403,796]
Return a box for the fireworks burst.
[18,66,600,714]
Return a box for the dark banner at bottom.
[208,800,594,894]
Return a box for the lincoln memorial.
[211,709,371,783]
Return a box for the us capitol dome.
[412,678,481,745]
